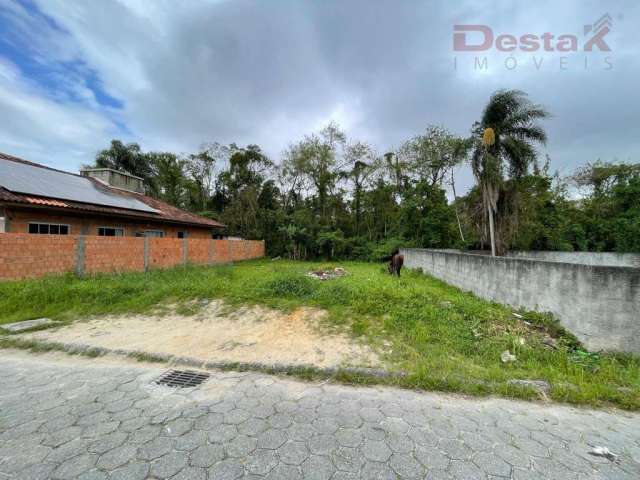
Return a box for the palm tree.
[472,89,549,256]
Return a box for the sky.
[0,0,638,194]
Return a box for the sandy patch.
[23,300,379,368]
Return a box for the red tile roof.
[23,196,69,207]
[0,152,224,229]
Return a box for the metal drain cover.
[155,369,210,388]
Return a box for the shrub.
[262,273,316,299]
[367,237,410,262]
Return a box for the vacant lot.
[1,259,638,409]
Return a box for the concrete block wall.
[506,250,640,268]
[0,233,265,281]
[402,248,640,354]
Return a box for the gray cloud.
[0,0,638,194]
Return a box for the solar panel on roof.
[0,159,158,213]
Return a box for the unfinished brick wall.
[187,238,211,265]
[148,238,184,269]
[229,239,264,261]
[212,239,231,263]
[84,237,145,274]
[0,233,265,281]
[0,233,76,280]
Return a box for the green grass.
[1,259,638,409]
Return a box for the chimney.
[81,168,145,194]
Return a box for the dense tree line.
[90,90,640,258]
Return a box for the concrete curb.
[0,336,407,382]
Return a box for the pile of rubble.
[307,267,347,280]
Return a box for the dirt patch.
[23,300,379,369]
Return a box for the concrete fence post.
[0,208,8,232]
[75,235,86,277]
[182,237,188,265]
[143,237,149,272]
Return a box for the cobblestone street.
[0,352,638,479]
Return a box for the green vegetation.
[90,89,640,260]
[1,259,638,409]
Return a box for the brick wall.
[84,237,145,274]
[0,234,76,279]
[187,239,211,264]
[229,238,265,261]
[212,240,231,263]
[0,233,265,281]
[148,238,185,269]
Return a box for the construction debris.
[307,267,348,281]
[542,337,558,350]
[501,350,517,363]
[508,379,551,395]
[588,446,619,462]
[1,318,57,333]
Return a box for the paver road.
[0,352,638,479]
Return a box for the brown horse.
[384,249,404,277]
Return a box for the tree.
[383,151,409,199]
[317,230,345,259]
[219,187,260,239]
[449,137,472,243]
[570,161,640,252]
[219,144,272,195]
[506,172,574,252]
[471,89,549,255]
[344,141,378,235]
[399,181,456,248]
[185,142,230,212]
[571,161,640,197]
[363,178,399,242]
[610,174,640,252]
[150,152,186,207]
[284,122,346,225]
[399,125,460,187]
[218,145,274,241]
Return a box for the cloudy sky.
[0,0,638,193]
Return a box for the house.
[0,152,224,238]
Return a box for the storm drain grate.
[155,369,210,388]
